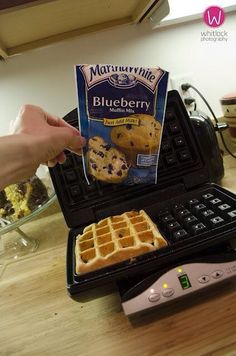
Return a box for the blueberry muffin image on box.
[88,136,129,183]
[110,114,162,166]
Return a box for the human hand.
[11,104,86,167]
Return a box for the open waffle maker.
[50,90,236,308]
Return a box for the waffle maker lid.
[49,90,208,229]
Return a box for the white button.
[198,275,210,284]
[211,270,223,279]
[162,288,174,297]
[148,293,161,302]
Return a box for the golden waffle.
[75,210,167,274]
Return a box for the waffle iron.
[49,90,236,315]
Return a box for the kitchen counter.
[0,156,236,356]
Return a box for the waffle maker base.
[49,90,236,302]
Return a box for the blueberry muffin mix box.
[75,64,169,185]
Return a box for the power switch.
[148,293,161,302]
[162,288,175,298]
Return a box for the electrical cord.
[181,83,236,159]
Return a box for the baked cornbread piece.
[75,210,167,274]
[0,176,48,220]
[88,136,129,183]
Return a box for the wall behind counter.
[0,12,235,135]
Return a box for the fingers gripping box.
[75,64,169,185]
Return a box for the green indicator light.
[178,274,192,290]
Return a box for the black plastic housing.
[189,110,224,182]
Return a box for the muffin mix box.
[75,64,169,185]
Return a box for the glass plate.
[0,193,57,235]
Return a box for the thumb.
[50,126,86,156]
[66,132,87,154]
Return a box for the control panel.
[122,260,236,316]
